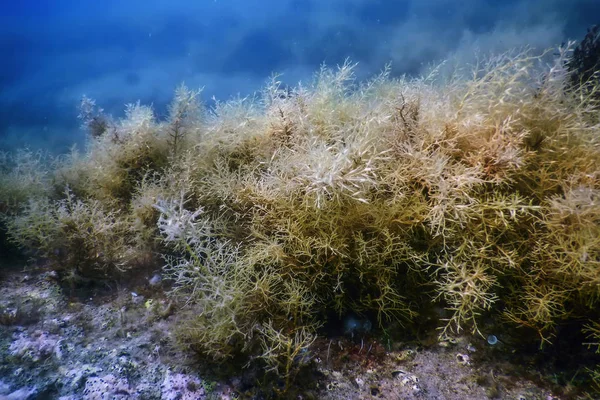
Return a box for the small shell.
[392,369,407,378]
[400,374,419,387]
[456,353,470,365]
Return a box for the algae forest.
[1,29,600,399]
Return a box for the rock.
[4,386,37,400]
[149,274,162,286]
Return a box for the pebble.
[131,293,145,304]
[149,274,162,286]
[456,353,470,365]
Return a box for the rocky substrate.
[0,266,572,399]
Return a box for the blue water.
[0,0,597,153]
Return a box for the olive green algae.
[1,42,600,398]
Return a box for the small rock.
[456,353,470,365]
[131,293,145,304]
[162,371,205,400]
[0,381,10,395]
[149,274,162,286]
[5,387,36,400]
[399,373,421,392]
[46,270,59,280]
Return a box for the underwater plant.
[147,45,599,390]
[6,188,136,280]
[567,25,600,102]
[1,40,600,393]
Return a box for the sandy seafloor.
[0,262,579,400]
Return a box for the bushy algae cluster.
[1,43,599,393]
